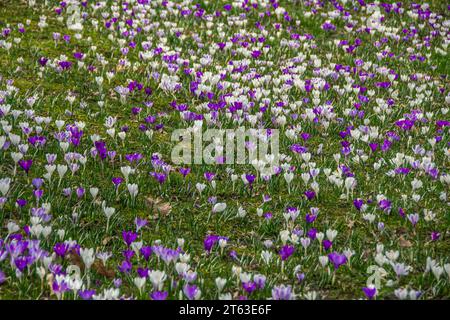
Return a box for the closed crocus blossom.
[122,231,138,247]
[183,284,201,300]
[212,202,226,213]
[272,284,293,300]
[127,183,138,198]
[149,270,166,291]
[363,285,377,299]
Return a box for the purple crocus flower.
[307,228,317,240]
[362,286,377,299]
[113,278,122,287]
[322,240,333,251]
[254,275,266,289]
[140,246,153,261]
[322,21,336,31]
[378,199,392,213]
[14,256,29,272]
[78,289,96,300]
[353,199,364,211]
[32,178,44,189]
[431,232,440,241]
[16,199,27,207]
[118,260,132,273]
[150,172,167,184]
[53,243,69,257]
[58,60,72,70]
[38,57,48,66]
[251,50,261,59]
[112,177,123,186]
[183,284,200,300]
[304,190,316,200]
[203,234,219,252]
[296,273,305,283]
[52,280,70,295]
[122,231,138,246]
[279,245,295,261]
[407,213,419,227]
[204,172,215,182]
[122,249,135,261]
[179,167,191,177]
[223,4,232,11]
[137,267,149,278]
[33,189,43,199]
[305,213,317,224]
[76,187,85,199]
[95,141,108,160]
[135,217,148,232]
[245,174,256,186]
[19,159,33,174]
[150,291,168,300]
[328,252,347,270]
[73,52,84,60]
[242,281,257,293]
[272,285,292,300]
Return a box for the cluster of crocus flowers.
[0,0,449,301]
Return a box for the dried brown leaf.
[66,251,84,270]
[399,236,412,248]
[92,260,115,279]
[146,196,172,219]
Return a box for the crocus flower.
[135,217,148,232]
[362,285,377,299]
[16,199,27,207]
[242,281,257,294]
[279,245,295,261]
[183,284,200,300]
[140,246,153,261]
[150,172,167,184]
[431,232,440,241]
[323,240,333,251]
[328,252,347,270]
[407,213,419,227]
[122,231,138,246]
[304,190,316,200]
[52,279,70,296]
[179,167,191,177]
[204,172,215,182]
[150,291,168,300]
[79,289,96,300]
[118,260,132,273]
[54,243,69,257]
[19,159,33,174]
[296,273,305,283]
[272,285,292,300]
[204,235,219,252]
[353,199,364,211]
[305,213,317,224]
[307,228,317,240]
[112,177,123,186]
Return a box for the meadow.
[0,0,449,300]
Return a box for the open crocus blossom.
[0,0,448,302]
[328,252,347,270]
